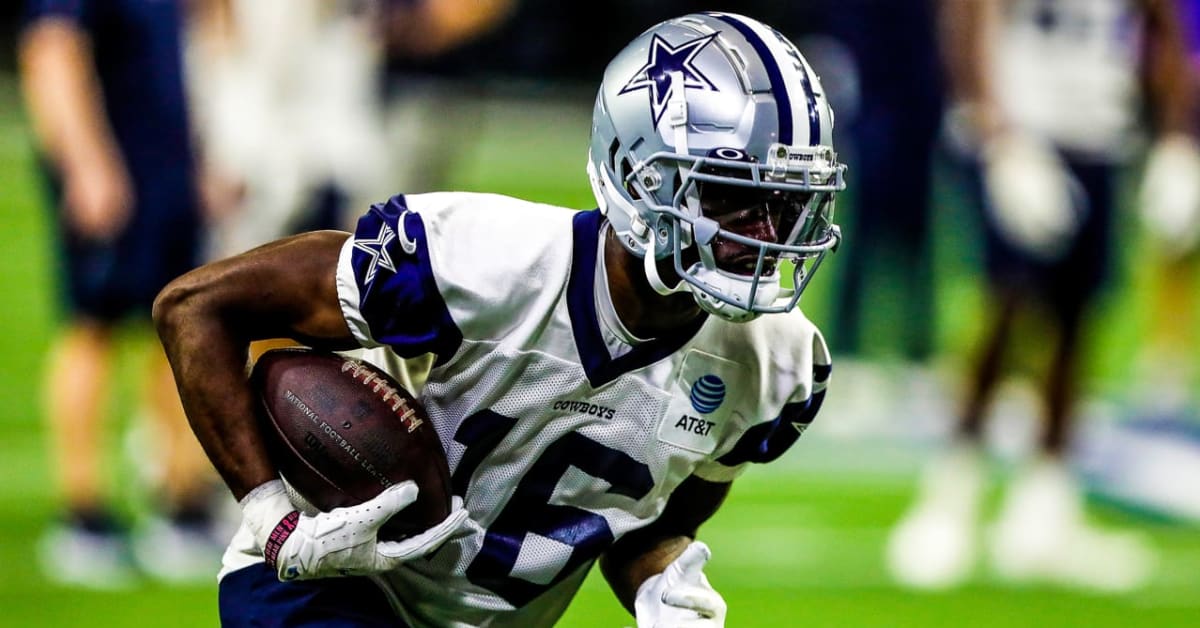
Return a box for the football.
[249,347,452,539]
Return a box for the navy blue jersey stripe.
[451,410,518,498]
[815,362,832,382]
[567,211,706,388]
[710,13,819,146]
[716,390,825,466]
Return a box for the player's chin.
[718,256,777,277]
[711,243,776,276]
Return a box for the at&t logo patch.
[689,374,726,414]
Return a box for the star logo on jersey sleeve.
[619,33,719,127]
[353,223,398,284]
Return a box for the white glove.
[241,479,471,581]
[982,131,1081,261]
[635,541,727,628]
[1139,134,1200,257]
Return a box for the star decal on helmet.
[619,33,719,128]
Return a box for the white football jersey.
[993,0,1145,158]
[221,192,831,627]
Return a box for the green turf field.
[1,75,1197,627]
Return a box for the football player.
[1134,0,1200,421]
[20,0,225,585]
[887,0,1193,592]
[155,11,843,627]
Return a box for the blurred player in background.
[20,0,224,587]
[187,0,519,263]
[186,0,391,263]
[773,0,947,434]
[377,0,517,202]
[821,0,944,385]
[888,0,1195,592]
[155,12,843,626]
[1134,0,1200,421]
[187,0,517,390]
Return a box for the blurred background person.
[187,0,520,263]
[379,0,518,197]
[186,0,391,263]
[814,0,947,420]
[1133,0,1200,422]
[19,0,225,587]
[888,0,1196,592]
[185,0,518,391]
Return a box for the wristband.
[263,510,300,569]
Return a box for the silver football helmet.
[587,12,845,322]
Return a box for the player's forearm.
[18,19,122,175]
[1142,0,1197,136]
[938,0,1005,138]
[422,0,516,53]
[153,262,282,500]
[601,534,693,613]
[601,476,731,613]
[153,231,358,500]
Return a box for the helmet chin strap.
[644,234,689,296]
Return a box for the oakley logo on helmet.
[710,147,752,162]
[618,33,719,128]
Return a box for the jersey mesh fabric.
[320,192,829,626]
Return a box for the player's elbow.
[152,270,210,345]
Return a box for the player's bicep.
[156,230,356,349]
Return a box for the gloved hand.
[635,541,727,628]
[241,479,470,581]
[982,130,1081,261]
[1139,133,1200,258]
